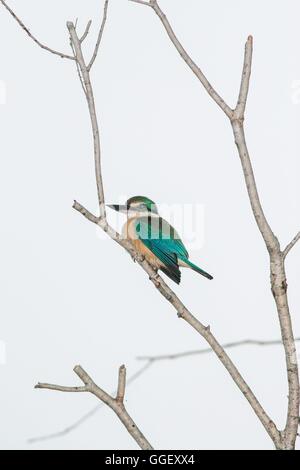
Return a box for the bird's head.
[107,196,158,217]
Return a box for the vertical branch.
[232,37,299,451]
[116,365,127,403]
[230,120,279,252]
[269,256,299,448]
[67,22,106,218]
[234,36,253,118]
[231,37,279,253]
[87,0,109,71]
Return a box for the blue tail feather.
[180,257,213,280]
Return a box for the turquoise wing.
[134,216,189,284]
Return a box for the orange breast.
[123,218,162,269]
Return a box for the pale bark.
[36,365,153,450]
[67,22,106,217]
[87,0,109,71]
[29,361,154,443]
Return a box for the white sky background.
[0,0,300,450]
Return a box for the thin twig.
[283,232,300,259]
[0,0,74,60]
[234,36,253,119]
[35,365,153,450]
[116,365,126,403]
[72,200,100,224]
[35,383,87,393]
[129,0,153,6]
[80,20,92,43]
[137,337,300,362]
[87,0,109,71]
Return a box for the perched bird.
[108,196,213,285]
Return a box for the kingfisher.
[108,196,213,285]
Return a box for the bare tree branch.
[1,0,109,218]
[67,22,106,217]
[70,42,88,97]
[73,200,100,224]
[80,19,92,43]
[283,232,300,259]
[234,36,253,119]
[232,36,299,449]
[35,365,153,450]
[29,361,154,444]
[130,0,299,450]
[87,0,109,71]
[231,38,278,253]
[35,383,87,393]
[137,337,300,362]
[0,0,74,60]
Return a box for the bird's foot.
[131,253,137,263]
[131,253,145,263]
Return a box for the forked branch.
[35,365,153,450]
[29,361,154,443]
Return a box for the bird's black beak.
[107,204,128,214]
